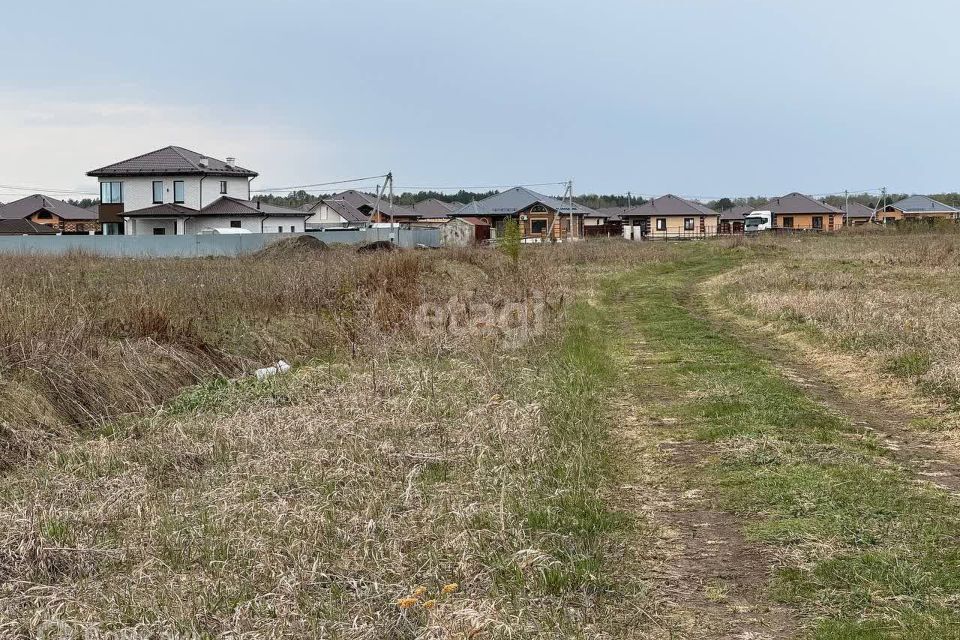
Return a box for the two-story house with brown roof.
[87,147,306,235]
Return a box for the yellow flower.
[441,583,459,595]
[413,585,428,598]
[423,599,437,610]
[397,597,418,609]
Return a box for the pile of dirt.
[356,240,397,253]
[255,235,329,258]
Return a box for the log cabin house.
[0,194,99,234]
[448,187,595,241]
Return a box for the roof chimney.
[199,157,209,168]
[226,157,236,168]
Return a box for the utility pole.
[569,179,575,241]
[627,191,632,208]
[844,190,849,227]
[387,171,395,243]
[881,187,887,224]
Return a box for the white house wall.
[185,216,305,234]
[130,218,177,236]
[99,176,251,213]
[125,216,304,236]
[305,203,347,225]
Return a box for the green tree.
[715,197,735,211]
[500,218,521,266]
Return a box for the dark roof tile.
[0,219,58,235]
[0,194,98,221]
[87,146,258,178]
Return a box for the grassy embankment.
[0,242,654,637]
[0,244,567,467]
[606,239,960,638]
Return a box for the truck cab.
[744,210,773,232]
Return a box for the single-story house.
[875,195,959,224]
[0,194,99,234]
[761,193,843,231]
[621,194,719,240]
[0,218,58,235]
[304,195,370,228]
[319,189,420,224]
[590,207,632,225]
[449,187,596,241]
[583,207,625,237]
[412,198,461,222]
[122,196,308,235]
[718,204,753,235]
[844,201,875,226]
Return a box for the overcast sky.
[1,0,958,201]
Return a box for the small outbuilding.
[439,216,491,246]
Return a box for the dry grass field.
[0,240,663,638]
[2,232,960,639]
[714,226,960,413]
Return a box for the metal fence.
[0,228,442,258]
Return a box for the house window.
[656,218,666,231]
[100,181,123,204]
[782,216,794,228]
[220,180,227,195]
[230,220,241,228]
[174,181,185,204]
[683,218,694,231]
[812,216,823,229]
[153,227,166,235]
[278,226,283,233]
[152,181,163,204]
[531,204,548,213]
[36,211,52,220]
[530,219,548,235]
[290,226,295,233]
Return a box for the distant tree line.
[67,198,99,209]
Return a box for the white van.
[744,210,773,232]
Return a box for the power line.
[0,183,98,196]
[392,181,568,191]
[251,174,389,193]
